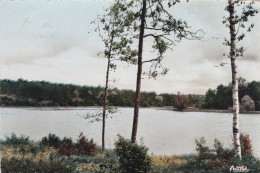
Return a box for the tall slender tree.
[223,0,258,159]
[93,1,137,150]
[110,0,202,142]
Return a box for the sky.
[0,0,259,94]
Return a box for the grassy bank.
[1,133,260,173]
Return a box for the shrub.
[240,134,252,155]
[75,132,96,156]
[37,158,72,173]
[150,136,259,173]
[1,157,71,173]
[213,139,235,161]
[241,154,260,173]
[1,133,42,156]
[97,151,120,173]
[115,135,151,173]
[57,137,75,156]
[190,136,259,172]
[195,137,219,160]
[3,133,31,146]
[16,142,41,155]
[1,157,38,173]
[241,95,255,112]
[194,137,235,170]
[40,133,62,149]
[175,91,189,111]
[42,133,96,156]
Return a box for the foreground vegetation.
[1,133,260,173]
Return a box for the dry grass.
[1,145,56,161]
[76,163,100,172]
[151,155,187,167]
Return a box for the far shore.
[156,107,260,114]
[1,106,260,114]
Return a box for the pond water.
[1,107,259,157]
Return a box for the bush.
[152,136,259,173]
[57,137,75,156]
[193,137,235,172]
[187,136,260,172]
[195,137,214,160]
[241,95,255,112]
[3,133,31,146]
[240,134,252,155]
[40,133,62,149]
[1,133,42,156]
[175,92,189,111]
[99,151,120,173]
[1,157,71,173]
[115,135,151,173]
[1,157,38,173]
[241,154,260,173]
[195,137,234,161]
[40,133,96,156]
[213,139,235,161]
[75,132,96,156]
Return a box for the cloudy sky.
[1,0,259,94]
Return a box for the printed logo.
[230,165,249,173]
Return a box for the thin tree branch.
[142,58,158,64]
[143,33,171,38]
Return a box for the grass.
[151,155,187,167]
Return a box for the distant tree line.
[0,79,204,108]
[204,79,260,111]
[1,79,259,111]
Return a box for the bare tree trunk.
[131,0,146,143]
[102,56,110,151]
[102,26,115,151]
[228,0,241,159]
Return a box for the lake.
[1,107,259,157]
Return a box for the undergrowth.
[1,133,260,173]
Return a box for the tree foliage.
[204,80,260,111]
[93,0,136,151]
[109,0,202,142]
[175,91,189,111]
[108,0,203,78]
[3,79,260,111]
[241,95,255,112]
[0,79,204,108]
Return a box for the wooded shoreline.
[2,106,260,114]
[1,79,260,111]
